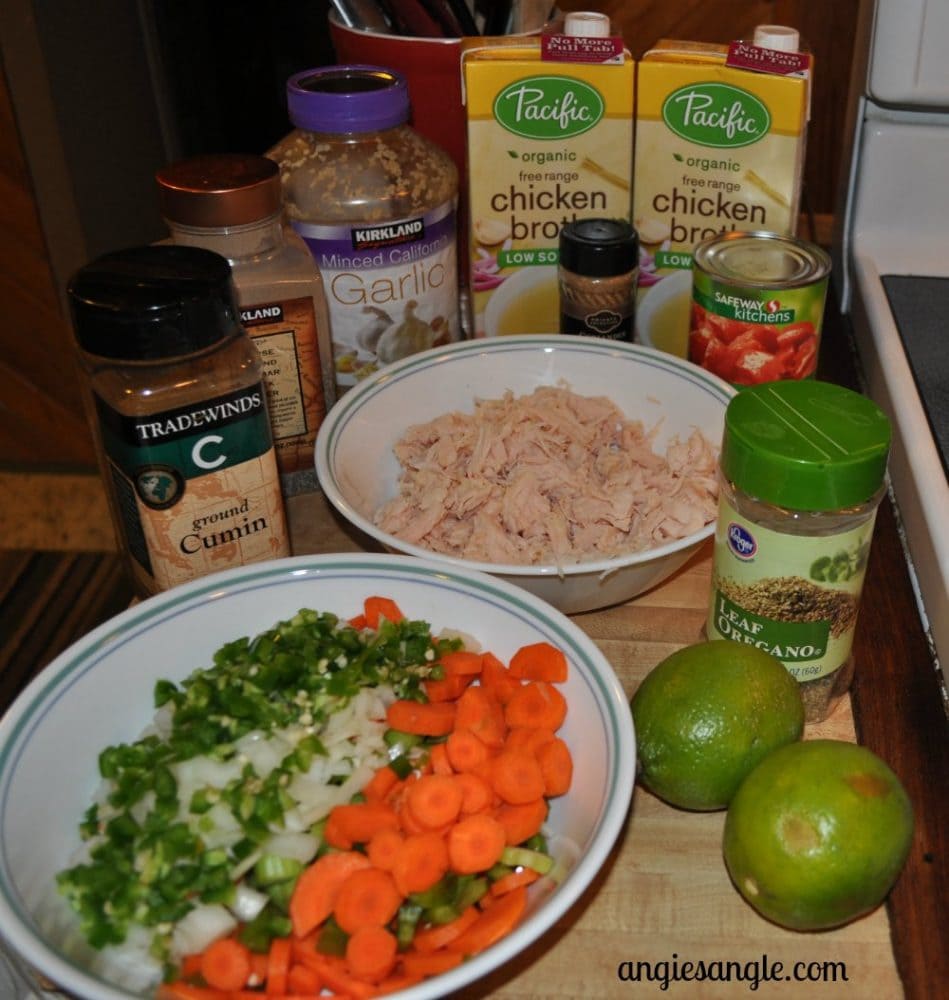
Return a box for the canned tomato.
[688,231,831,386]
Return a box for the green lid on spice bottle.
[721,380,891,511]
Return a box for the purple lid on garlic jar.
[286,65,410,133]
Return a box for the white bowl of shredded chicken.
[0,554,634,999]
[316,336,735,614]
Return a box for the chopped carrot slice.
[345,924,398,983]
[179,953,203,979]
[363,596,405,629]
[411,905,479,953]
[424,673,469,702]
[327,801,400,846]
[386,699,456,736]
[367,827,405,872]
[480,652,521,705]
[199,937,252,992]
[536,735,574,797]
[446,885,529,956]
[455,770,496,815]
[375,970,425,993]
[289,850,372,938]
[287,961,322,994]
[291,951,376,999]
[455,686,507,748]
[504,725,557,757]
[439,650,484,676]
[448,813,507,875]
[392,831,450,896]
[400,949,465,977]
[495,797,548,846]
[265,936,291,995]
[446,728,490,773]
[491,750,546,805]
[504,680,567,731]
[428,741,454,775]
[333,866,402,935]
[406,774,463,829]
[362,763,400,804]
[490,866,540,896]
[509,641,568,683]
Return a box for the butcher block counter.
[283,318,947,1000]
[2,312,944,1000]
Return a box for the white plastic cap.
[564,11,611,37]
[753,24,800,52]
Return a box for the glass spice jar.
[558,218,639,341]
[267,65,461,397]
[67,245,290,598]
[705,380,891,723]
[156,153,334,498]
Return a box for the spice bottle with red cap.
[157,153,332,497]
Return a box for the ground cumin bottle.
[156,153,332,497]
[706,380,891,723]
[67,245,290,598]
[267,65,460,397]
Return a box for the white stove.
[836,0,949,683]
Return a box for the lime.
[630,640,804,811]
[723,739,914,930]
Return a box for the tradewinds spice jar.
[705,380,891,723]
[267,65,460,396]
[558,218,639,341]
[68,245,290,598]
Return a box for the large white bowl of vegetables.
[0,553,634,1000]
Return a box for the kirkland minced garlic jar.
[706,380,891,723]
[267,65,460,397]
[68,245,290,598]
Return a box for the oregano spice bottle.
[68,245,290,597]
[706,380,891,723]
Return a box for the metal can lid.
[67,246,241,362]
[693,231,831,290]
[286,65,409,134]
[559,218,639,277]
[722,380,891,510]
[156,154,281,228]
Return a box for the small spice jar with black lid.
[68,245,290,598]
[558,218,639,341]
[706,380,891,723]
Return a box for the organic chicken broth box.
[633,40,811,358]
[463,41,634,336]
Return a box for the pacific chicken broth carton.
[633,33,811,358]
[463,21,634,337]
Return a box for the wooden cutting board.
[287,491,904,999]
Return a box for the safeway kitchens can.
[688,231,831,387]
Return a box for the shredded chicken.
[374,384,719,567]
